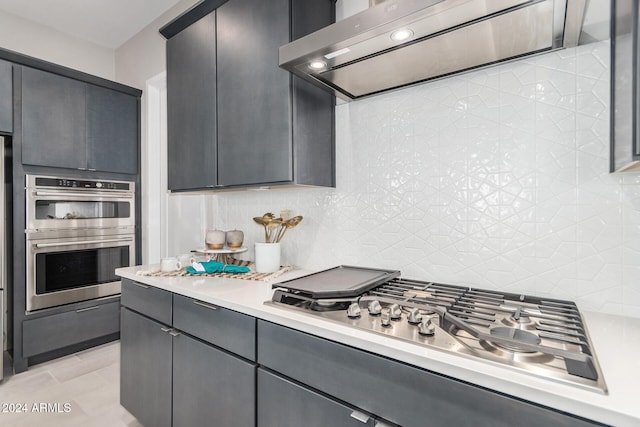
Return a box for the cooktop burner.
[268,270,607,394]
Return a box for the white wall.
[0,9,115,79]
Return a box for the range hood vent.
[279,0,586,101]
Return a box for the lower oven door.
[26,233,135,312]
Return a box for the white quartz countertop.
[116,265,640,427]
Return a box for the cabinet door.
[86,85,138,174]
[0,60,11,133]
[216,0,293,186]
[173,332,256,427]
[120,308,172,427]
[258,368,375,427]
[167,11,217,191]
[21,67,86,169]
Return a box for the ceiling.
[0,0,186,49]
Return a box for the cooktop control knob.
[347,303,362,318]
[407,307,422,324]
[368,300,382,316]
[418,318,436,336]
[388,303,402,319]
[381,308,392,327]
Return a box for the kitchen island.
[116,265,640,427]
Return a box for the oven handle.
[34,237,134,248]
[32,190,133,199]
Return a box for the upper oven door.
[26,187,135,232]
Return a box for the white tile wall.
[209,41,640,318]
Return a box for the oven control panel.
[32,176,132,191]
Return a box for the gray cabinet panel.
[21,67,86,169]
[173,333,256,427]
[86,85,138,174]
[22,301,119,357]
[121,278,173,325]
[167,11,217,190]
[120,308,172,427]
[0,60,11,133]
[258,368,375,427]
[216,0,293,186]
[257,320,600,427]
[173,293,256,360]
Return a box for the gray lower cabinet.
[257,320,603,427]
[120,307,173,427]
[0,59,12,133]
[173,333,255,427]
[120,279,256,427]
[258,368,377,427]
[21,66,139,173]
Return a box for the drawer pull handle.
[160,327,172,333]
[375,421,394,427]
[132,282,150,289]
[350,411,370,424]
[193,300,218,311]
[168,330,181,337]
[76,306,100,313]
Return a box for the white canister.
[254,242,280,273]
[160,257,182,272]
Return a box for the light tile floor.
[0,341,143,426]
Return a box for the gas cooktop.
[267,266,607,394]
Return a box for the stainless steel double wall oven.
[25,175,135,312]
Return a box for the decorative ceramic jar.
[226,229,244,248]
[205,229,226,249]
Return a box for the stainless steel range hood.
[279,0,587,101]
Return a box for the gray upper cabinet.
[167,12,217,191]
[22,67,86,169]
[216,0,292,186]
[86,85,138,174]
[164,0,335,191]
[21,66,139,174]
[0,60,12,134]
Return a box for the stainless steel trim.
[279,0,587,101]
[193,300,219,310]
[34,237,134,249]
[75,306,100,313]
[350,411,371,423]
[132,282,151,289]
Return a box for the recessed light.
[390,28,414,42]
[309,60,327,71]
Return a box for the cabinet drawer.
[120,278,172,325]
[258,368,375,427]
[257,320,601,427]
[23,300,120,357]
[173,294,255,360]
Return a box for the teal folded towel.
[186,260,250,275]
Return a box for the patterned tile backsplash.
[209,41,640,318]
